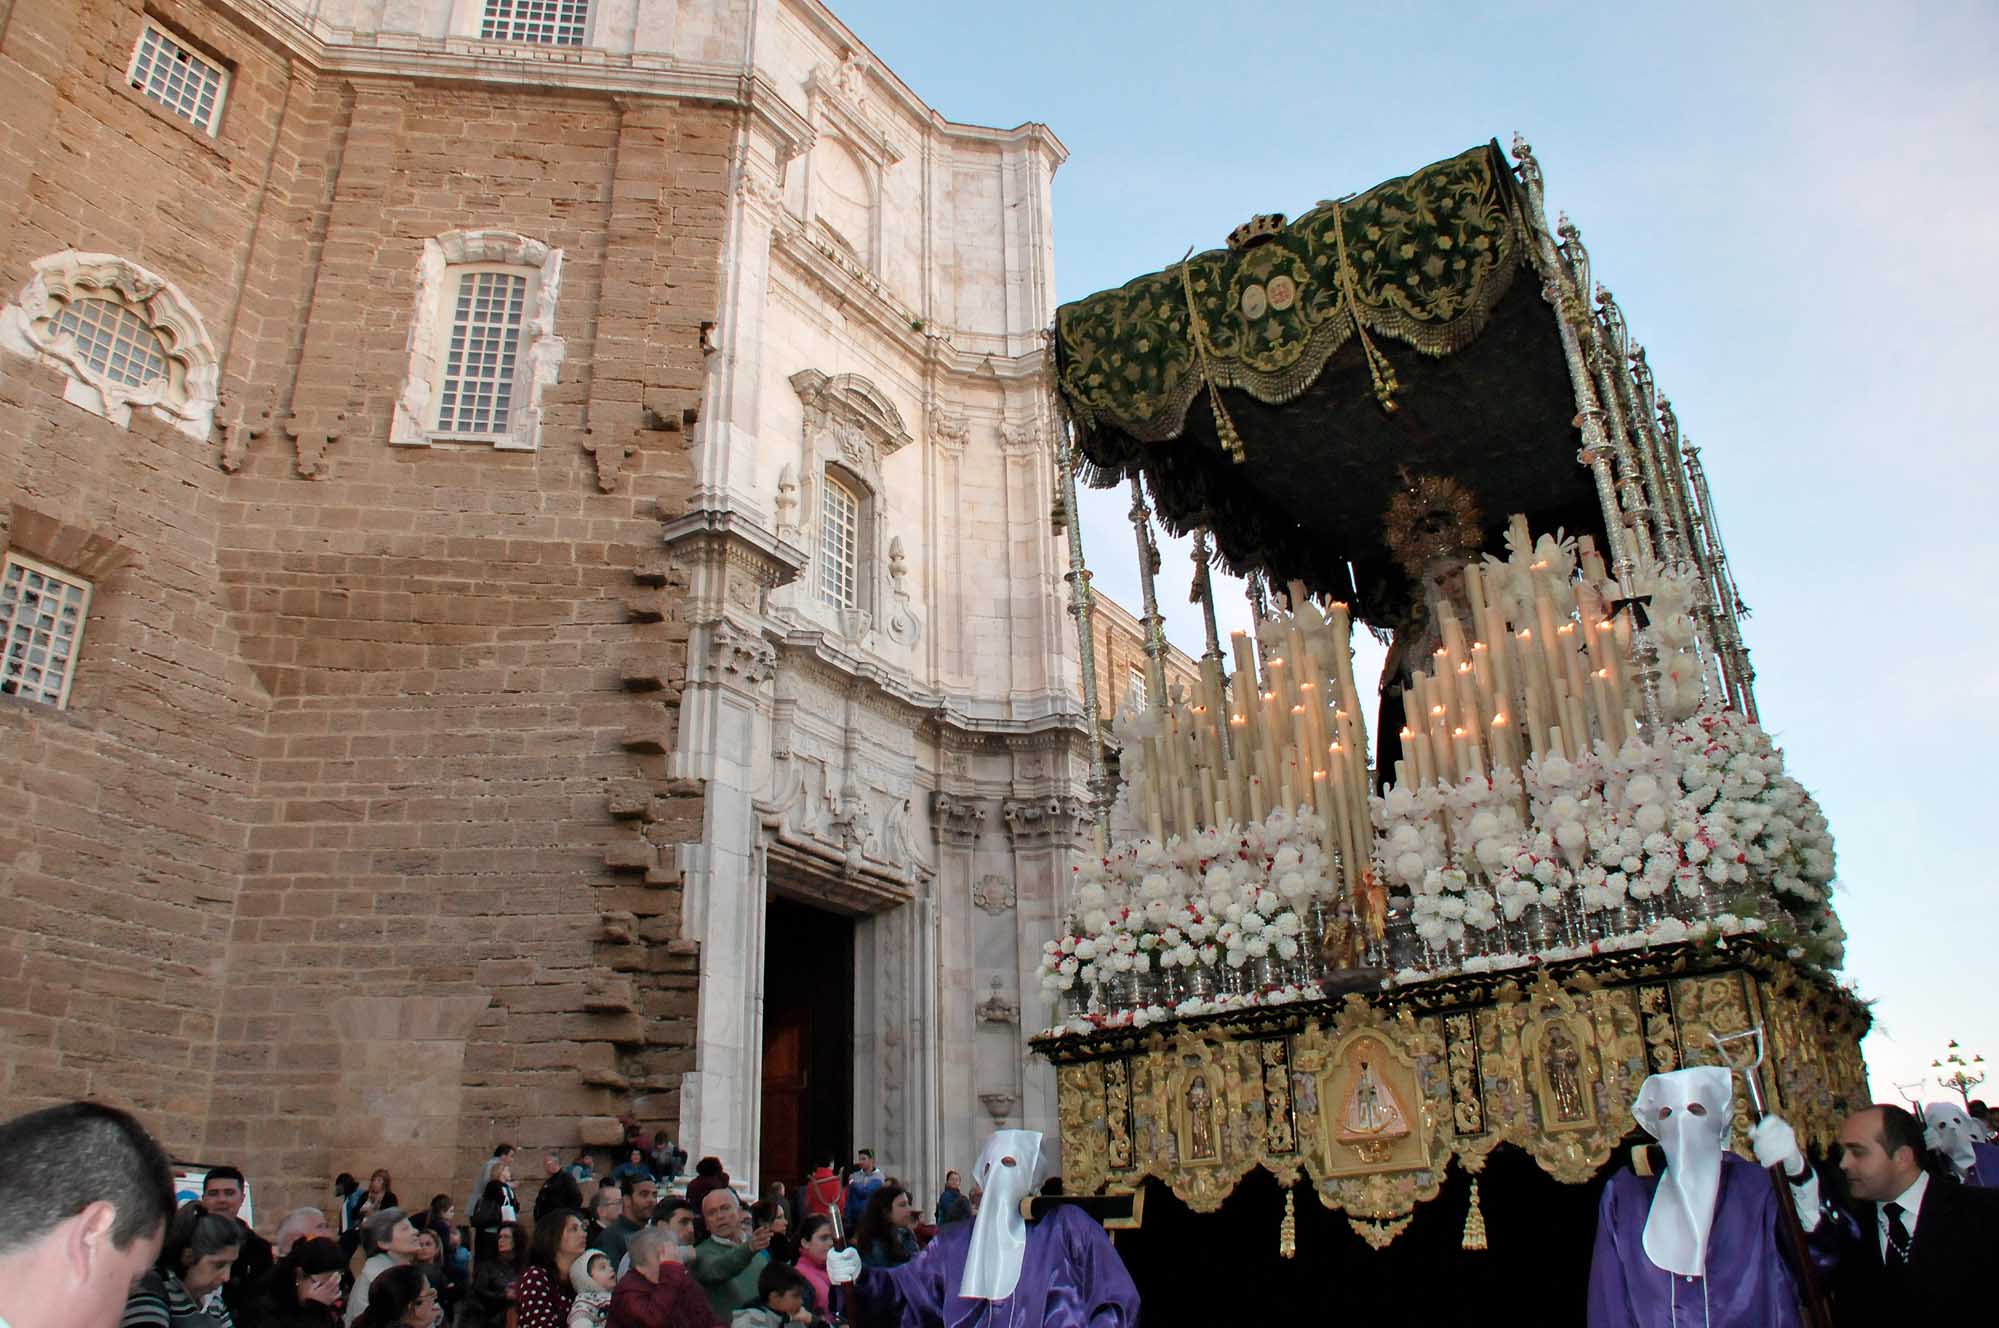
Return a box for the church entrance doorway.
[760,897,855,1199]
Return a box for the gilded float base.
[1034,940,1868,1243]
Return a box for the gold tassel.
[1461,1178,1488,1252]
[1329,200,1401,414]
[1176,252,1249,463]
[1278,1188,1297,1259]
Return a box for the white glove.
[1750,1116,1804,1175]
[1750,1115,1822,1231]
[826,1248,863,1285]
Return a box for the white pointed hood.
[1632,1067,1733,1277]
[1924,1101,1979,1173]
[959,1129,1046,1302]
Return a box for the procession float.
[1032,138,1869,1323]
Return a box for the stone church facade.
[0,0,1086,1215]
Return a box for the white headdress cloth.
[1924,1101,1979,1172]
[1632,1066,1734,1277]
[959,1129,1047,1301]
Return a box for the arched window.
[392,231,565,452]
[0,252,219,439]
[819,469,863,610]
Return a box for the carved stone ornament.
[976,977,1020,1026]
[978,1090,1019,1124]
[733,146,790,221]
[885,534,922,647]
[705,619,777,688]
[390,230,565,453]
[1000,420,1041,455]
[928,403,969,454]
[929,791,985,848]
[971,874,1016,916]
[0,250,220,439]
[1002,795,1089,848]
[790,369,912,473]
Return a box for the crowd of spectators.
[0,1102,997,1328]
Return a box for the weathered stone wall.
[1090,592,1202,725]
[0,0,726,1218]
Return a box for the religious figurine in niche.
[1544,1023,1588,1123]
[1339,1055,1409,1141]
[1185,1074,1216,1160]
[1319,901,1362,972]
[1372,471,1485,792]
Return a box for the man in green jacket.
[692,1187,771,1319]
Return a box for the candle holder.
[1249,956,1277,991]
[1185,963,1217,1004]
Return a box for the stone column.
[929,788,986,1187]
[662,511,802,1180]
[1001,790,1087,1156]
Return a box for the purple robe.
[1962,1141,1999,1188]
[1588,1153,1813,1328]
[847,1205,1140,1328]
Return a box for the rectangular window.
[128,22,229,135]
[435,270,528,436]
[1127,667,1148,712]
[480,0,590,46]
[819,477,860,609]
[0,554,92,709]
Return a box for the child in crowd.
[731,1262,815,1328]
[566,1251,615,1328]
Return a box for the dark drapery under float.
[1054,141,1605,625]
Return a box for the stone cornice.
[768,629,1089,748]
[658,506,808,590]
[226,2,1049,168]
[766,223,1052,381]
[223,2,805,158]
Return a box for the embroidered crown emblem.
[1226,213,1286,251]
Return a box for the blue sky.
[836,0,1999,1106]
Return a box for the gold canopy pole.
[1129,475,1171,712]
[1191,529,1225,669]
[1511,133,1663,731]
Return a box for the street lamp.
[1932,1040,1988,1108]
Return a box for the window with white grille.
[127,23,228,135]
[51,298,169,389]
[435,269,528,436]
[480,0,590,45]
[1127,667,1148,712]
[819,473,861,610]
[0,554,91,709]
[392,232,564,452]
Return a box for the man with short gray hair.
[344,1207,421,1327]
[608,1225,715,1328]
[273,1207,329,1258]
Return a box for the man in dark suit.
[1828,1103,1999,1324]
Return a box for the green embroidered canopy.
[1055,141,1605,625]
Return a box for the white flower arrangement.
[1369,709,1843,971]
[1043,808,1331,1004]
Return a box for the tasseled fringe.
[1462,1177,1488,1251]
